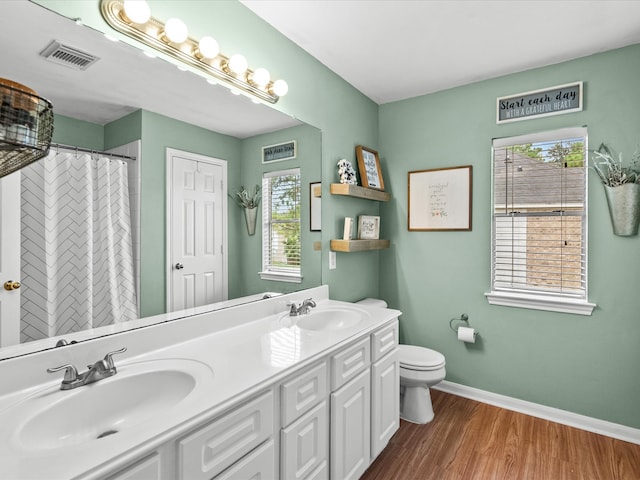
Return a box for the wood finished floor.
[361,390,640,480]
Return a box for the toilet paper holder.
[449,313,479,336]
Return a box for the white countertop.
[0,286,400,479]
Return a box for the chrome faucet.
[288,298,317,316]
[47,347,127,390]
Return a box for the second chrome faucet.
[288,298,317,316]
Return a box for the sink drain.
[96,429,118,439]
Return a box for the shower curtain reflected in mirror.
[20,150,137,342]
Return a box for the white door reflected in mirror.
[168,149,227,312]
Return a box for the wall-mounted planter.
[244,207,258,236]
[604,183,640,236]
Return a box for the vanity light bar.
[99,0,287,104]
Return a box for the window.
[486,127,595,315]
[260,168,302,283]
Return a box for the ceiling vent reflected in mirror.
[40,41,100,71]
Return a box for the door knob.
[175,263,184,270]
[4,280,21,291]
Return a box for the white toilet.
[399,344,446,424]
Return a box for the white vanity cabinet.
[87,316,399,480]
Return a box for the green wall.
[379,44,640,428]
[52,114,103,149]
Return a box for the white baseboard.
[433,380,640,445]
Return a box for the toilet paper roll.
[457,326,477,343]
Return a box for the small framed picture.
[356,145,385,190]
[358,215,380,240]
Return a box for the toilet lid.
[399,344,445,371]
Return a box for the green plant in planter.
[591,143,640,186]
[231,184,261,208]
[230,185,261,235]
[591,143,640,236]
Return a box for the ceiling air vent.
[39,41,99,70]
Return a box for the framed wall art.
[356,145,384,190]
[262,140,297,163]
[408,165,472,231]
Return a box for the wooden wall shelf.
[330,184,390,202]
[330,239,390,252]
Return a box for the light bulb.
[164,18,188,43]
[123,0,151,24]
[198,36,219,59]
[228,54,248,75]
[251,68,270,87]
[272,79,288,97]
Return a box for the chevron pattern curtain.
[20,151,137,342]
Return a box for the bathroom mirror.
[0,1,322,360]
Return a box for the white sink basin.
[11,358,212,451]
[294,307,367,331]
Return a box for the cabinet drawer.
[105,453,161,480]
[281,400,328,480]
[371,320,399,362]
[281,361,327,426]
[331,337,370,390]
[177,390,274,480]
[213,439,275,480]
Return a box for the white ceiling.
[240,0,640,104]
[5,0,640,136]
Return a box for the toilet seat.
[399,344,445,371]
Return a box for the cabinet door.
[330,369,370,480]
[281,401,328,480]
[371,349,399,459]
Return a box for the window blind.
[491,128,587,300]
[262,169,301,280]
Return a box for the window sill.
[485,291,596,316]
[259,271,302,283]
